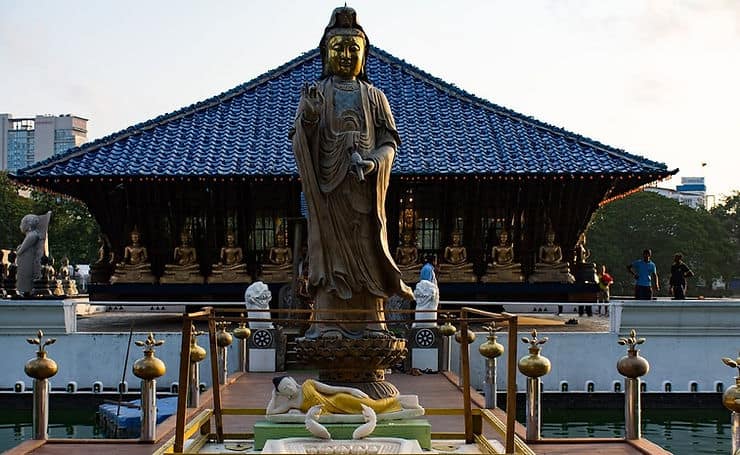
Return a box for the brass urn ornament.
[216,321,233,347]
[25,330,58,380]
[439,314,457,337]
[190,325,207,363]
[479,324,504,359]
[721,354,740,413]
[518,329,551,378]
[454,328,476,344]
[132,333,166,380]
[617,329,650,378]
[233,314,252,340]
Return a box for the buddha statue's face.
[276,233,285,247]
[452,233,461,246]
[545,231,555,244]
[327,34,365,80]
[277,376,299,397]
[499,231,509,245]
[180,233,191,246]
[131,232,140,244]
[226,234,235,247]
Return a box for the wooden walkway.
[7,371,671,454]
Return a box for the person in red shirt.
[597,264,614,315]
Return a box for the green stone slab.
[254,419,431,450]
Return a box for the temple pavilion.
[11,47,676,300]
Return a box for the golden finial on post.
[233,314,252,340]
[132,333,166,380]
[439,313,457,337]
[216,321,233,347]
[721,353,740,413]
[190,324,207,363]
[24,330,58,380]
[478,323,504,359]
[518,329,551,378]
[617,329,649,378]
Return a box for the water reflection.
[541,408,730,454]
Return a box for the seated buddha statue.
[260,229,293,283]
[161,232,203,284]
[57,256,78,296]
[395,230,421,284]
[111,228,157,284]
[207,232,251,284]
[438,230,476,283]
[528,228,574,284]
[482,229,524,283]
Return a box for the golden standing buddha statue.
[260,229,293,283]
[111,228,157,284]
[482,229,524,283]
[438,230,476,283]
[529,228,574,284]
[395,230,421,284]
[161,231,203,284]
[207,232,251,284]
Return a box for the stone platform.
[254,419,432,450]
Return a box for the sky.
[2,0,738,200]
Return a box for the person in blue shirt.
[419,255,437,286]
[627,249,660,300]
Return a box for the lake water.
[1,407,732,453]
[542,408,731,454]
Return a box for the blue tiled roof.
[17,48,672,179]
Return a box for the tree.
[586,191,735,297]
[31,191,101,265]
[0,172,34,249]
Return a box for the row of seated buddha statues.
[110,229,293,285]
[394,227,576,284]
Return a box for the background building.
[0,114,87,172]
[646,176,708,209]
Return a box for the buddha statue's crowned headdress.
[319,6,370,82]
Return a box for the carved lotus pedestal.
[295,337,407,399]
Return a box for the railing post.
[233,315,251,373]
[479,324,504,409]
[24,330,58,440]
[132,333,166,442]
[720,352,740,454]
[188,325,206,408]
[216,322,233,385]
[439,314,456,373]
[518,329,551,441]
[617,329,649,440]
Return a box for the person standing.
[669,253,694,300]
[597,264,614,315]
[627,249,660,300]
[419,255,437,286]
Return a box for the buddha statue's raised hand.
[300,83,324,123]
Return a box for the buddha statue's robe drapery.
[292,76,411,338]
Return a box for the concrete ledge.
[612,299,740,336]
[0,298,82,334]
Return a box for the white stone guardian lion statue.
[412,279,439,328]
[244,281,273,328]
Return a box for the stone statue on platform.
[207,232,251,284]
[291,5,413,340]
[57,256,78,296]
[4,251,19,298]
[90,234,115,284]
[438,230,476,283]
[16,211,52,297]
[245,281,273,329]
[260,229,293,283]
[266,376,422,418]
[572,232,598,283]
[32,255,55,297]
[412,280,439,328]
[482,229,524,283]
[395,230,421,284]
[111,228,157,284]
[161,231,203,284]
[529,227,574,284]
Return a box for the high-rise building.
[0,114,87,172]
[646,176,708,209]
